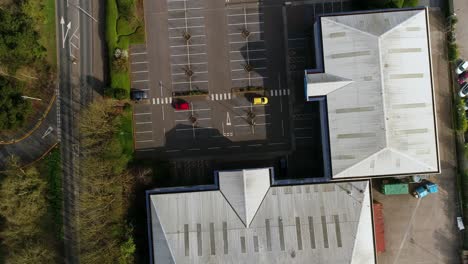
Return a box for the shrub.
[0,76,32,130]
[113,88,128,100]
[448,31,456,43]
[402,0,419,7]
[456,98,468,132]
[449,43,459,62]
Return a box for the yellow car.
[253,97,268,105]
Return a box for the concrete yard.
[373,11,461,264]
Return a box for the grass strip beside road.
[106,0,146,98]
[41,147,63,240]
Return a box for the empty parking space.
[133,105,154,147]
[227,5,268,88]
[167,0,209,92]
[130,45,150,91]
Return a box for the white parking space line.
[172,80,208,84]
[152,98,156,104]
[172,62,207,66]
[215,94,219,100]
[228,22,264,26]
[268,142,286,146]
[131,61,148,65]
[227,13,263,16]
[171,52,206,57]
[157,98,160,104]
[232,77,268,81]
[172,71,208,76]
[136,131,153,134]
[231,58,266,62]
[165,98,168,104]
[168,7,203,11]
[132,70,149,73]
[234,114,270,118]
[136,121,152,124]
[170,44,205,48]
[169,25,206,30]
[175,108,210,112]
[136,139,154,143]
[211,94,214,100]
[169,35,205,39]
[131,52,148,56]
[168,16,203,21]
[228,93,231,99]
[228,31,263,35]
[132,80,148,83]
[176,127,213,131]
[232,67,267,71]
[134,112,151,115]
[233,105,267,109]
[230,49,266,53]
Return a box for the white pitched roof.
[218,168,271,227]
[306,9,439,178]
[149,176,375,264]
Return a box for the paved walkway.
[375,11,460,264]
[454,0,468,59]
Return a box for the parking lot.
[135,0,352,161]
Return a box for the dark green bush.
[449,43,459,62]
[455,98,468,132]
[113,88,128,100]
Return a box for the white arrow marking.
[61,19,71,49]
[60,17,65,48]
[226,112,231,126]
[42,126,54,139]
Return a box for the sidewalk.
[454,0,468,59]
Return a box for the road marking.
[136,149,154,152]
[136,139,154,143]
[131,52,147,55]
[233,105,267,109]
[169,97,172,103]
[168,16,203,21]
[226,112,231,125]
[132,79,149,83]
[170,44,205,48]
[136,121,152,124]
[166,149,180,152]
[215,94,219,100]
[172,71,208,76]
[268,142,286,146]
[169,35,205,39]
[248,144,262,147]
[228,93,231,99]
[232,77,267,81]
[228,22,264,26]
[176,127,213,131]
[208,147,221,150]
[162,105,165,120]
[228,145,241,148]
[227,12,263,16]
[171,52,207,57]
[131,61,148,65]
[287,89,290,95]
[42,126,54,139]
[175,108,210,112]
[228,31,263,35]
[168,7,203,11]
[152,98,155,104]
[234,114,270,118]
[230,49,266,53]
[169,25,205,30]
[157,98,160,104]
[188,148,200,151]
[211,94,214,100]
[172,80,208,84]
[136,131,152,134]
[171,62,207,66]
[134,112,151,115]
[231,58,266,62]
[133,70,149,74]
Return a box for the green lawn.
[42,0,57,68]
[106,0,146,97]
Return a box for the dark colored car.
[458,71,468,85]
[130,90,148,101]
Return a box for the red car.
[458,71,468,84]
[173,100,190,110]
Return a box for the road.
[55,0,104,263]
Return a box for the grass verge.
[41,147,63,240]
[106,0,146,98]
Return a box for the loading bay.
[133,0,352,164]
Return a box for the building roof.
[147,168,375,264]
[306,9,439,178]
